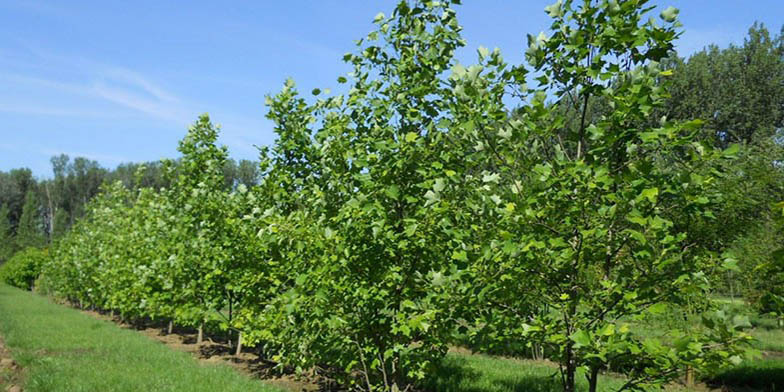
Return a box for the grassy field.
[2,283,783,392]
[426,352,640,392]
[0,284,281,392]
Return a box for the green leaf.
[405,132,418,143]
[660,6,679,23]
[477,46,490,60]
[640,188,659,203]
[732,315,752,330]
[312,88,321,96]
[570,329,591,347]
[723,143,740,157]
[482,173,500,183]
[544,0,563,17]
[386,185,400,200]
[433,178,446,193]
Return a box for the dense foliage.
[0,154,260,262]
[0,247,48,290]
[6,1,781,391]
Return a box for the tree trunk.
[197,322,204,345]
[44,183,54,240]
[167,320,173,335]
[564,343,577,392]
[234,332,243,356]
[685,366,695,388]
[588,366,599,392]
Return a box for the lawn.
[2,283,783,392]
[426,352,638,392]
[0,284,281,392]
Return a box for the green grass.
[425,352,652,392]
[2,283,782,392]
[0,284,281,392]
[750,328,784,352]
[709,358,784,391]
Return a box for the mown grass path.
[0,284,280,392]
[2,283,782,392]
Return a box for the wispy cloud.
[0,46,192,124]
[90,82,189,123]
[0,102,121,118]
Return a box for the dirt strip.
[0,335,23,392]
[80,310,317,392]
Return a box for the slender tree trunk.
[564,342,577,392]
[588,366,599,392]
[44,183,54,240]
[197,322,204,345]
[685,366,695,388]
[234,332,243,356]
[167,320,173,335]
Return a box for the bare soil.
[81,310,318,392]
[0,335,23,392]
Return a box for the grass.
[0,284,281,392]
[750,328,784,352]
[2,283,783,392]
[709,358,784,391]
[425,352,672,392]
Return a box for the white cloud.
[0,102,120,118]
[0,47,192,124]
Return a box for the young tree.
[459,1,750,391]
[257,1,482,389]
[164,114,233,338]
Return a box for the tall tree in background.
[667,23,784,148]
[0,168,35,233]
[16,190,44,249]
[0,204,14,263]
[662,23,784,301]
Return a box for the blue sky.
[1,1,782,177]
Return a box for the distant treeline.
[0,156,261,261]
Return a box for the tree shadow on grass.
[423,356,562,392]
[707,361,784,392]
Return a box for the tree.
[234,159,261,188]
[0,247,49,290]
[0,204,14,263]
[459,1,750,391]
[660,24,784,303]
[666,23,784,148]
[16,190,44,249]
[0,168,35,233]
[256,1,480,389]
[164,114,233,335]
